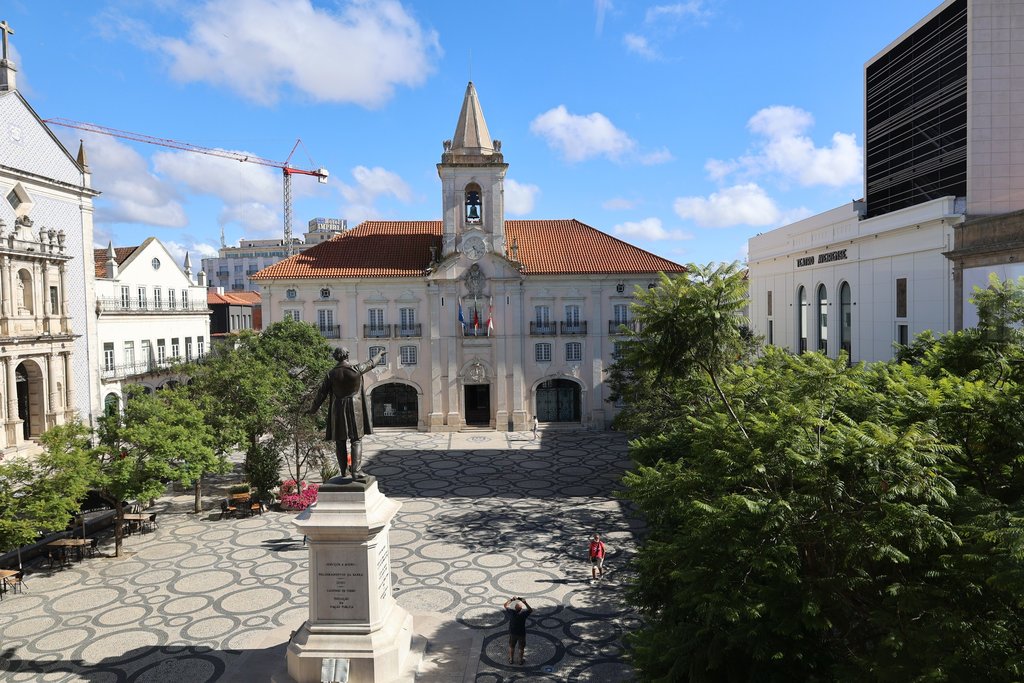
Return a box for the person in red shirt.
[589,533,606,581]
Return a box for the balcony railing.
[396,323,422,338]
[319,324,342,339]
[560,321,588,335]
[363,325,391,339]
[99,354,205,380]
[529,322,557,336]
[608,319,641,334]
[97,298,210,314]
[462,326,490,337]
[215,270,230,277]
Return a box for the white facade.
[256,83,683,431]
[0,75,99,453]
[748,198,962,363]
[94,238,210,408]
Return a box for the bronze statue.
[308,347,384,479]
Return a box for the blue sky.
[5,0,941,268]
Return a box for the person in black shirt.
[503,596,533,665]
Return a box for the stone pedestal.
[285,477,413,683]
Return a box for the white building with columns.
[94,238,211,409]
[254,82,685,431]
[0,29,99,455]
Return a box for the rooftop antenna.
[468,48,472,82]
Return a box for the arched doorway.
[536,379,581,423]
[15,361,44,440]
[104,393,120,416]
[371,383,418,427]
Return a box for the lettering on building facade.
[796,249,848,268]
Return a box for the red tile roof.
[252,219,684,280]
[93,246,140,278]
[207,290,262,306]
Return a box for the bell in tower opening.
[465,184,482,224]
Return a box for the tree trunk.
[194,479,202,514]
[113,499,124,558]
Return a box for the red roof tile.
[252,219,684,280]
[207,290,263,306]
[93,246,140,278]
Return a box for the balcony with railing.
[529,321,557,336]
[215,270,230,278]
[462,326,490,337]
[396,323,422,338]
[97,298,210,315]
[608,319,641,334]
[99,354,205,380]
[560,321,588,335]
[318,324,342,339]
[363,324,391,339]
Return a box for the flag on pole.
[487,298,494,336]
[458,299,466,331]
[473,307,480,334]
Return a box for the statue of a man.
[308,347,384,479]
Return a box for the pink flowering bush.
[280,480,319,511]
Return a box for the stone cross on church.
[0,21,13,62]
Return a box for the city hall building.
[749,0,1024,362]
[254,82,685,431]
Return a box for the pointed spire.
[183,251,193,283]
[76,140,89,171]
[105,241,118,279]
[450,81,494,156]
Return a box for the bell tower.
[438,82,508,258]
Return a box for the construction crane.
[43,118,328,257]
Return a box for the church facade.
[254,82,685,431]
[0,42,99,455]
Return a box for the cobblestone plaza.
[0,430,642,682]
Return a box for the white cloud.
[645,1,711,23]
[673,183,782,228]
[530,105,636,163]
[623,33,658,59]
[73,133,187,228]
[153,149,279,204]
[708,105,862,188]
[157,0,440,107]
[613,217,692,241]
[594,0,613,35]
[218,203,279,235]
[505,179,540,215]
[639,147,674,165]
[162,239,219,266]
[602,197,639,210]
[337,165,413,222]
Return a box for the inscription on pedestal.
[316,549,370,622]
[377,543,391,602]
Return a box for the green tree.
[97,385,219,556]
[187,319,332,491]
[614,262,752,441]
[0,422,98,557]
[620,272,1024,681]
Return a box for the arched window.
[839,282,852,363]
[817,284,828,354]
[797,286,807,353]
[464,183,482,224]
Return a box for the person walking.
[532,416,539,440]
[589,533,606,582]
[503,596,533,665]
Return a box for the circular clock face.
[464,235,485,260]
